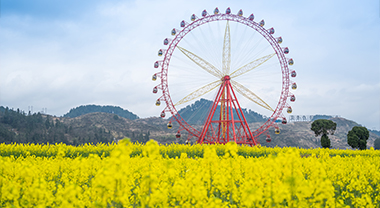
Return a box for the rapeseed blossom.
[0,140,379,207]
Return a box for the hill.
[175,98,266,125]
[255,117,379,149]
[370,129,380,137]
[0,107,146,145]
[136,116,380,149]
[1,105,379,149]
[63,105,139,120]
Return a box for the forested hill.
[64,105,139,120]
[1,105,379,148]
[0,107,148,145]
[176,98,267,125]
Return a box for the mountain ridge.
[1,105,379,149]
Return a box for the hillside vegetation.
[0,107,147,145]
[1,105,379,149]
[64,104,139,120]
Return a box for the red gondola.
[248,14,254,21]
[226,7,231,14]
[259,19,265,27]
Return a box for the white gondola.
[154,61,159,68]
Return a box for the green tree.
[311,119,337,148]
[374,138,380,150]
[320,134,331,148]
[347,126,369,150]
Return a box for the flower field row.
[1,140,380,207]
[1,141,380,159]
[0,142,116,158]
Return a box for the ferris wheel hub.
[222,75,231,81]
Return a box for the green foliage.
[374,138,380,150]
[320,134,331,148]
[64,105,139,120]
[311,119,336,148]
[347,131,359,149]
[311,119,337,137]
[347,126,369,150]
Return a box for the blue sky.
[0,0,379,130]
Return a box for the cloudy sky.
[0,0,379,130]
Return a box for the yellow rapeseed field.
[0,140,379,207]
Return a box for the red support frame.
[197,76,258,146]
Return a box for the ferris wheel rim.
[158,11,291,140]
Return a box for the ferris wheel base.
[196,76,259,146]
[198,141,257,146]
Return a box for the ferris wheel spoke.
[230,53,276,79]
[177,46,223,78]
[222,20,231,75]
[174,80,222,106]
[231,80,274,112]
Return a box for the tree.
[320,134,331,148]
[375,138,380,150]
[311,119,337,148]
[347,126,369,150]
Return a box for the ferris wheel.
[152,7,297,145]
